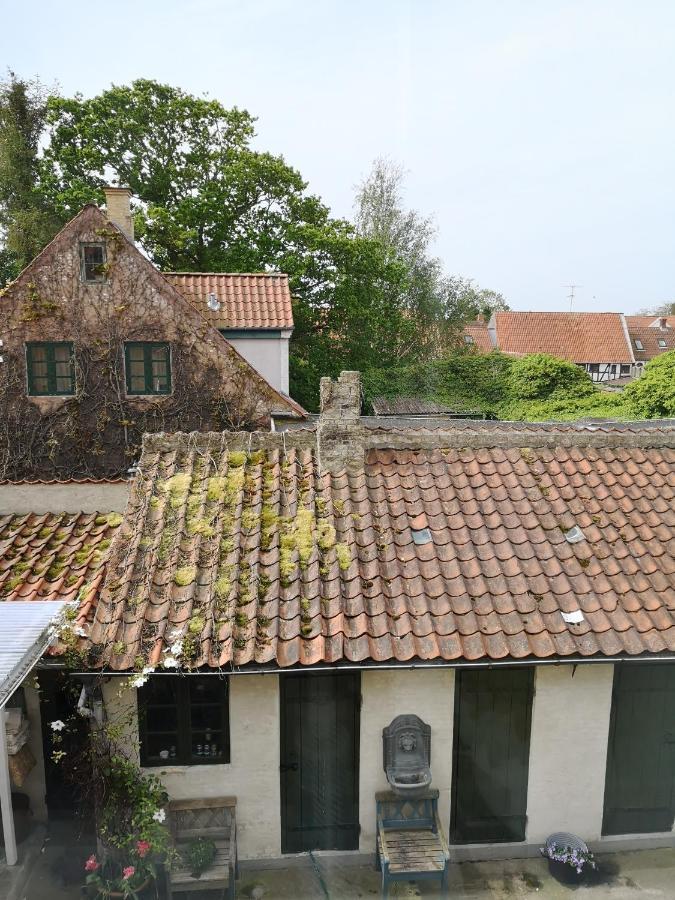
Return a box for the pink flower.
[136,840,151,858]
[122,866,135,880]
[84,854,99,872]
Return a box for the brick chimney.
[317,371,365,472]
[103,187,134,241]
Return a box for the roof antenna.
[563,284,582,312]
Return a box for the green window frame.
[138,676,230,767]
[80,242,107,282]
[25,342,75,396]
[124,342,171,395]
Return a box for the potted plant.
[540,832,597,885]
[84,842,154,899]
[183,837,217,879]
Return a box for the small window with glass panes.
[138,676,229,766]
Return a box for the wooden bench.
[376,790,450,898]
[167,797,238,900]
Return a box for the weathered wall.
[526,664,614,843]
[227,332,291,395]
[103,675,281,860]
[359,668,454,852]
[0,482,130,515]
[0,204,292,480]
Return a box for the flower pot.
[84,877,152,899]
[548,859,584,885]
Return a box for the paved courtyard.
[2,819,675,899]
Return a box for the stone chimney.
[658,316,668,330]
[103,187,134,241]
[319,370,362,422]
[317,371,365,472]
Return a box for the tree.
[623,351,675,417]
[445,276,510,322]
[637,301,675,316]
[0,72,62,285]
[509,353,595,400]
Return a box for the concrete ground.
[2,820,675,899]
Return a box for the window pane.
[55,377,73,393]
[30,346,47,364]
[130,375,147,393]
[144,678,178,705]
[190,678,223,704]
[129,358,146,378]
[31,376,49,394]
[146,706,178,732]
[144,733,178,760]
[128,346,146,363]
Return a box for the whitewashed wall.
[103,674,281,859]
[526,664,614,843]
[226,332,291,395]
[359,668,454,852]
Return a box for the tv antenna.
[563,283,582,312]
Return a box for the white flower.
[170,640,183,657]
[73,625,88,637]
[167,628,183,641]
[162,656,179,669]
[152,808,166,823]
[130,673,149,688]
[50,720,65,732]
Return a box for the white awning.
[0,601,67,865]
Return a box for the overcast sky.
[3,0,674,312]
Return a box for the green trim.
[26,342,75,396]
[124,342,172,395]
[138,675,230,767]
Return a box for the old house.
[4,372,675,870]
[485,312,636,382]
[625,315,675,368]
[0,188,305,482]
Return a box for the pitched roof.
[462,321,493,352]
[492,312,634,364]
[626,315,675,329]
[164,273,294,330]
[86,422,675,670]
[0,513,120,624]
[626,325,675,361]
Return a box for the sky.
[2,0,674,313]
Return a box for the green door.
[603,664,675,835]
[451,667,534,843]
[280,672,360,853]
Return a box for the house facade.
[3,373,675,865]
[0,189,305,482]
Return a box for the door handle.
[280,762,299,772]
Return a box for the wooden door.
[280,672,360,853]
[451,667,534,843]
[602,664,675,835]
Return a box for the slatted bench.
[376,790,450,898]
[167,797,238,900]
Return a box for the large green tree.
[0,72,62,284]
[623,351,675,417]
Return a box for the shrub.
[623,350,675,417]
[509,354,595,400]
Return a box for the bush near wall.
[363,351,631,422]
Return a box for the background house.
[0,189,305,482]
[485,311,636,382]
[625,315,675,370]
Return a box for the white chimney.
[103,187,134,242]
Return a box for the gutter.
[60,651,675,679]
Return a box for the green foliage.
[183,838,217,879]
[623,350,675,417]
[0,72,63,285]
[364,350,634,421]
[363,351,512,413]
[509,353,595,400]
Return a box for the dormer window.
[80,242,107,282]
[658,339,667,348]
[634,339,644,351]
[463,334,475,345]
